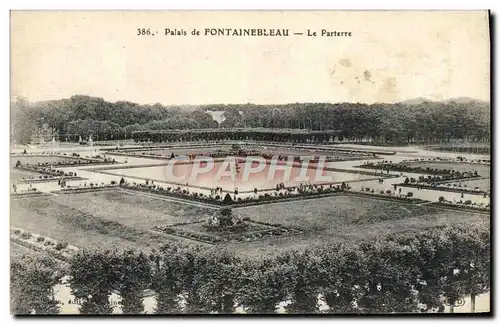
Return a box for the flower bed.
[119,182,347,207]
[151,220,303,245]
[357,161,475,175]
[431,200,490,213]
[14,164,82,179]
[14,175,86,183]
[357,162,481,183]
[400,156,490,165]
[110,148,369,164]
[10,227,79,261]
[56,184,118,194]
[345,189,428,204]
[11,190,48,198]
[397,182,488,195]
[323,167,399,178]
[11,152,117,166]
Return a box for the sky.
[11,11,490,105]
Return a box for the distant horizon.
[13,94,490,107]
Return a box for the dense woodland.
[11,95,490,145]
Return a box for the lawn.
[10,169,43,181]
[402,162,490,177]
[10,188,214,252]
[10,188,489,259]
[55,189,214,229]
[226,194,489,257]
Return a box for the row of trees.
[11,96,489,144]
[11,222,490,314]
[214,100,490,144]
[132,129,340,143]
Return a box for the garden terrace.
[132,128,341,144]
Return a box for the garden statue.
[204,207,247,231]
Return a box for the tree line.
[11,96,218,144]
[214,100,490,144]
[11,222,490,314]
[11,95,489,144]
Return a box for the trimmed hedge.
[120,183,346,207]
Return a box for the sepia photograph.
[9,10,491,315]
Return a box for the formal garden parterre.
[11,180,490,313]
[10,140,491,314]
[10,95,492,314]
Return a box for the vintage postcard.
[10,10,491,315]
